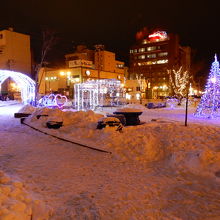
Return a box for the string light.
[74,79,123,111]
[0,70,35,104]
[194,54,220,118]
[168,67,190,97]
[39,93,67,109]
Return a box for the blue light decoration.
[0,70,35,104]
[194,54,220,118]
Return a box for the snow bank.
[0,170,52,220]
[23,107,220,176]
[117,106,144,112]
[18,104,37,114]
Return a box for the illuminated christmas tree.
[195,55,220,118]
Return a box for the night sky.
[1,0,220,69]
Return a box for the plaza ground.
[0,102,220,219]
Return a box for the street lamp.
[60,71,71,96]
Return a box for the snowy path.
[1,104,220,219]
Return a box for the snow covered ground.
[1,102,220,219]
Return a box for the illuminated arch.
[0,70,35,104]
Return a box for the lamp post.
[60,71,71,97]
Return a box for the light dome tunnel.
[0,70,35,104]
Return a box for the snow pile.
[18,104,37,114]
[0,170,52,220]
[124,103,146,110]
[23,107,220,176]
[25,107,104,129]
[116,107,143,112]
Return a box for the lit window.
[158,52,168,57]
[133,49,137,53]
[142,40,148,44]
[157,59,168,64]
[147,54,156,58]
[117,64,124,68]
[138,55,145,59]
[138,48,145,52]
[138,62,142,66]
[147,46,156,51]
[130,49,133,53]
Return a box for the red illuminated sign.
[148,31,168,41]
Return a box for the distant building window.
[130,49,133,53]
[147,46,156,51]
[138,55,145,59]
[138,48,145,52]
[158,52,168,57]
[133,49,137,53]
[157,59,168,64]
[147,54,156,58]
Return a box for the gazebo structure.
[74,79,124,111]
[0,70,35,104]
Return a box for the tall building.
[39,45,126,97]
[129,30,191,98]
[0,28,31,74]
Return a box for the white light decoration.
[0,70,35,104]
[74,79,124,111]
[211,77,216,83]
[39,93,67,109]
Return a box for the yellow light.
[121,83,124,87]
[11,83,16,88]
[67,71,71,76]
[75,78,80,82]
[60,71,65,76]
[45,77,48,80]
[163,85,167,90]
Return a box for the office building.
[129,30,191,98]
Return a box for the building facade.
[39,45,126,97]
[0,28,31,74]
[129,30,191,98]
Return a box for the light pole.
[60,71,71,97]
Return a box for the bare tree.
[34,29,58,106]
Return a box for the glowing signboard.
[148,31,168,42]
